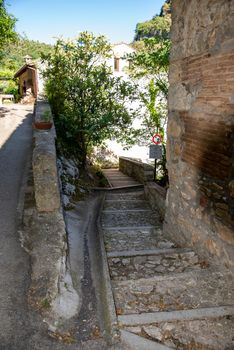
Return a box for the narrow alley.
[99,169,234,349]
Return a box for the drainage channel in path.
[99,168,234,350]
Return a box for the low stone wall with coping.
[119,157,154,183]
[22,95,79,328]
[33,96,60,212]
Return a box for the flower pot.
[33,121,53,130]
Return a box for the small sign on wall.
[149,144,162,159]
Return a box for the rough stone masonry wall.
[119,157,154,183]
[164,0,234,270]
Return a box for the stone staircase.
[100,170,234,350]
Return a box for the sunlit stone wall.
[164,0,234,270]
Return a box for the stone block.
[214,219,234,245]
[167,118,182,138]
[205,239,220,257]
[229,180,234,198]
[168,84,192,111]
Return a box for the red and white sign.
[152,134,162,145]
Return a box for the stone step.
[99,174,234,350]
[105,190,145,200]
[105,176,136,180]
[103,208,152,214]
[103,225,157,231]
[109,181,140,187]
[121,330,173,350]
[118,305,234,325]
[103,200,150,211]
[102,169,141,187]
[121,308,234,350]
[107,247,186,258]
[103,226,176,252]
[102,169,121,174]
[103,227,177,252]
[112,271,234,315]
[101,210,160,228]
[108,250,203,281]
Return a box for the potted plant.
[33,109,53,130]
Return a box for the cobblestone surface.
[101,211,160,227]
[103,200,150,211]
[112,271,234,315]
[103,227,177,252]
[125,316,234,350]
[108,251,203,281]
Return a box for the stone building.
[108,42,135,76]
[164,0,234,271]
[14,55,38,98]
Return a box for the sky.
[6,0,165,44]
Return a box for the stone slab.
[103,209,152,213]
[104,225,156,230]
[107,248,189,258]
[118,306,234,325]
[121,330,173,350]
[123,316,234,349]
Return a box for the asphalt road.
[0,104,33,349]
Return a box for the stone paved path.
[101,169,234,350]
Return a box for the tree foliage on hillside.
[0,35,52,99]
[0,0,17,58]
[134,0,171,41]
[43,32,139,167]
[1,35,53,71]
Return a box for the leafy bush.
[0,68,14,79]
[42,32,139,168]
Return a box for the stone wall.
[33,97,60,212]
[23,95,79,326]
[144,182,167,220]
[119,157,154,183]
[164,0,234,271]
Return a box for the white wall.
[107,43,135,77]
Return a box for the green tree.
[125,1,171,185]
[128,3,171,143]
[134,0,171,41]
[1,35,53,71]
[42,32,138,167]
[0,0,17,59]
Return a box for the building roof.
[112,42,133,48]
[14,63,37,78]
